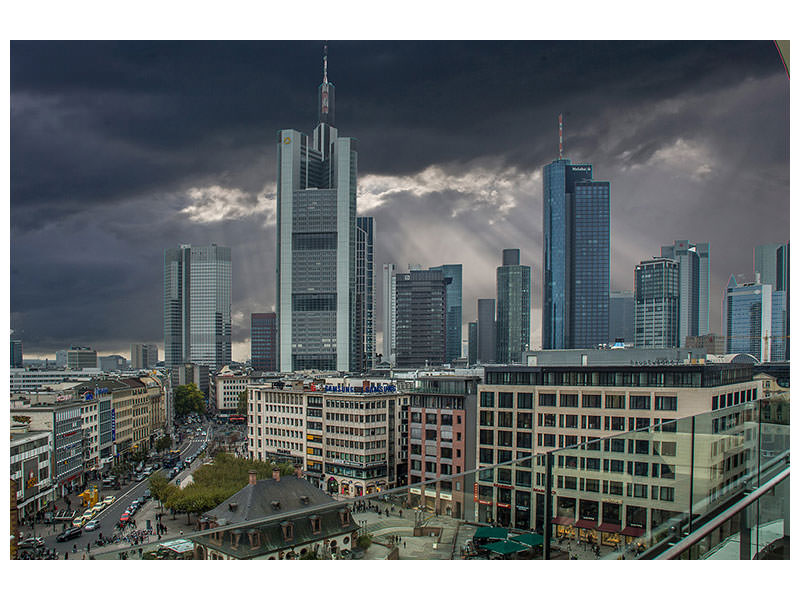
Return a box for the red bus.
[229,415,245,424]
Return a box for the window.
[479,448,494,464]
[515,470,532,488]
[564,414,578,428]
[659,464,675,479]
[560,394,579,408]
[584,479,600,493]
[660,487,675,502]
[479,411,494,427]
[479,429,494,445]
[498,392,514,408]
[658,441,677,457]
[517,413,533,429]
[497,431,513,447]
[540,434,556,447]
[517,393,533,409]
[497,412,513,428]
[605,394,625,409]
[635,418,650,430]
[585,458,601,471]
[516,432,532,449]
[585,415,601,430]
[633,484,648,498]
[542,413,556,427]
[539,393,556,407]
[425,413,437,425]
[582,394,601,409]
[480,392,495,407]
[630,395,651,410]
[608,481,624,496]
[425,430,437,441]
[655,396,677,411]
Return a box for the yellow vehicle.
[102,495,116,507]
[72,516,87,528]
[82,508,95,520]
[90,504,103,517]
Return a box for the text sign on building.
[310,383,397,393]
[111,409,116,442]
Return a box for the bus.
[229,414,246,425]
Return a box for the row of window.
[557,477,676,501]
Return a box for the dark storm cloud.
[10,41,789,357]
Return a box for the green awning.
[473,527,508,540]
[509,533,544,547]
[483,540,528,555]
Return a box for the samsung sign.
[310,383,397,393]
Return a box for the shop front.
[552,516,575,539]
[576,499,599,543]
[599,502,622,546]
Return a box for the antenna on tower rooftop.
[558,113,564,159]
[323,41,328,84]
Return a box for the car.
[143,489,152,499]
[57,527,82,542]
[84,520,100,531]
[18,537,45,549]
[72,516,87,528]
[128,504,138,515]
[118,512,130,525]
[136,473,146,482]
[82,509,95,520]
[102,495,116,507]
[137,496,146,505]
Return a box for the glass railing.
[92,398,788,560]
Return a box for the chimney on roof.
[248,470,257,486]
[272,467,280,482]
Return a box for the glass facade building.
[251,312,277,371]
[634,258,679,348]
[356,217,375,371]
[276,58,358,372]
[163,244,232,371]
[725,277,786,362]
[542,159,609,349]
[395,270,447,368]
[609,291,634,345]
[660,240,710,345]
[430,264,463,363]
[496,249,531,363]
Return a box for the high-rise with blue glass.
[276,46,358,372]
[724,275,786,362]
[429,264,462,363]
[542,152,610,349]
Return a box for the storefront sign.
[311,383,397,393]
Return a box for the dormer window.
[280,520,294,542]
[338,508,350,527]
[310,515,321,535]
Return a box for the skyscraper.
[495,249,531,363]
[467,321,478,366]
[251,313,277,371]
[394,270,446,368]
[660,240,710,345]
[429,264,463,363]
[608,290,634,344]
[381,263,397,366]
[477,298,496,364]
[276,46,358,372]
[724,276,786,362]
[755,242,789,359]
[633,258,679,348]
[164,243,232,371]
[542,145,610,349]
[356,216,375,371]
[131,343,158,369]
[11,338,23,368]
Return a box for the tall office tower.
[131,343,158,369]
[276,47,358,373]
[356,217,376,371]
[55,349,67,367]
[11,338,23,368]
[755,242,790,359]
[495,249,531,363]
[66,346,98,369]
[382,263,397,365]
[609,290,635,344]
[251,313,277,371]
[430,264,463,362]
[724,276,786,362]
[394,270,447,368]
[467,321,478,366]
[633,258,680,348]
[477,298,496,363]
[660,240,710,345]
[164,243,232,371]
[542,145,610,349]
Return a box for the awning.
[574,519,598,530]
[473,527,509,540]
[620,526,646,537]
[509,533,544,547]
[551,516,574,526]
[483,540,528,555]
[597,523,621,533]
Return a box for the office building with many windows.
[634,258,679,348]
[660,240,710,346]
[164,244,232,370]
[357,217,376,370]
[430,264,463,363]
[394,270,447,368]
[251,312,277,372]
[381,263,397,366]
[496,249,531,363]
[542,159,610,349]
[609,291,634,345]
[724,276,786,362]
[131,343,159,369]
[276,50,358,372]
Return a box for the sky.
[9,40,790,361]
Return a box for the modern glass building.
[608,290,634,345]
[356,217,375,370]
[477,298,496,363]
[725,276,786,362]
[394,270,446,368]
[542,159,609,349]
[430,264,463,363]
[755,242,789,360]
[164,244,232,370]
[496,249,531,363]
[660,240,710,345]
[633,258,679,348]
[276,49,358,372]
[467,321,478,366]
[382,263,396,365]
[251,312,277,371]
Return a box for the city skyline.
[10,41,790,360]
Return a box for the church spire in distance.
[318,41,335,127]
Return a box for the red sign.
[473,483,478,502]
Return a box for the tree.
[236,390,248,416]
[149,472,169,505]
[356,535,372,550]
[174,384,206,417]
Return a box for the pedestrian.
[72,543,77,553]
[87,542,91,552]
[64,552,68,560]
[403,541,406,549]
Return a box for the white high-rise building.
[382,263,396,365]
[276,46,358,372]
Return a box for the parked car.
[102,495,116,507]
[136,473,146,482]
[72,516,87,528]
[56,527,82,542]
[118,512,130,526]
[18,537,45,549]
[84,520,100,531]
[143,489,152,499]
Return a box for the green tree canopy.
[174,383,206,417]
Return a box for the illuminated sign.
[309,383,397,393]
[283,137,291,144]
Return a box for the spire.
[323,41,328,84]
[558,113,564,159]
[317,41,335,128]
